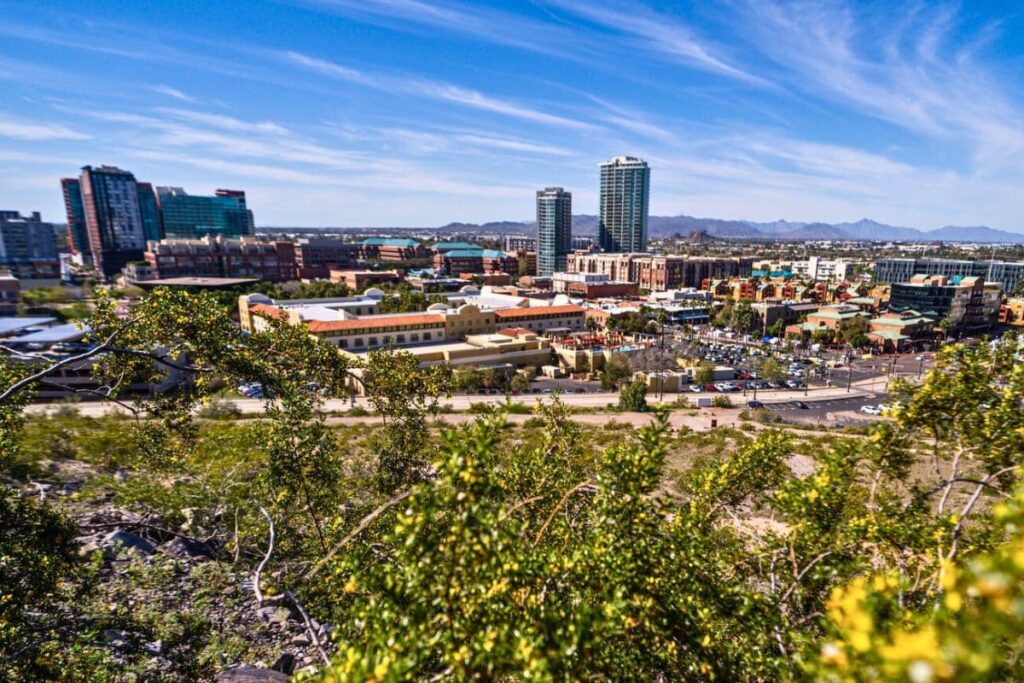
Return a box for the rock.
[161,536,211,560]
[144,640,163,655]
[290,634,311,647]
[216,667,289,682]
[113,468,130,482]
[101,530,155,556]
[104,628,130,649]
[271,654,296,674]
[256,606,293,626]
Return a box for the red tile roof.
[307,313,445,334]
[249,303,288,321]
[493,305,584,319]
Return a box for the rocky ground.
[24,459,330,681]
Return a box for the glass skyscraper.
[60,177,89,257]
[599,156,650,253]
[156,187,254,239]
[136,183,164,243]
[78,165,148,278]
[536,187,572,276]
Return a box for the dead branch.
[304,489,414,582]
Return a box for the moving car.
[747,400,764,409]
[860,405,883,415]
[791,400,809,409]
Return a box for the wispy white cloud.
[545,0,769,86]
[150,85,198,103]
[282,51,599,132]
[0,113,90,140]
[289,0,582,59]
[737,1,1024,170]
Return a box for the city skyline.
[1,1,1023,231]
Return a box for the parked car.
[791,400,809,409]
[747,400,764,409]
[860,405,883,415]
[689,384,703,393]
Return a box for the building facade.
[155,187,254,239]
[888,275,1001,332]
[143,236,297,282]
[60,178,89,258]
[565,252,752,292]
[294,238,360,279]
[599,156,649,253]
[536,187,572,276]
[0,211,59,279]
[76,165,149,278]
[875,257,1024,293]
[434,249,518,276]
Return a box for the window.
[423,333,431,341]
[354,338,364,347]
[368,337,377,347]
[411,333,419,342]
[338,339,348,349]
[397,335,406,344]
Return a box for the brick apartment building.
[293,238,360,279]
[144,236,298,282]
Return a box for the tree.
[510,372,531,394]
[756,357,786,383]
[694,360,716,386]
[618,378,648,412]
[362,347,453,492]
[600,352,632,390]
[837,315,870,348]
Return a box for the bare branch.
[304,489,414,583]
[532,480,593,548]
[254,505,275,607]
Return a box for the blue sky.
[1,1,1023,230]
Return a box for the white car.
[860,405,882,416]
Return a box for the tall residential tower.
[598,156,649,253]
[536,187,572,276]
[78,165,148,278]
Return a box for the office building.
[599,156,649,253]
[136,183,164,243]
[76,166,148,278]
[60,178,89,258]
[156,187,255,239]
[536,187,572,276]
[888,275,1001,332]
[875,257,1024,293]
[434,249,518,277]
[359,238,426,262]
[294,238,360,279]
[0,211,59,279]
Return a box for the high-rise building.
[60,178,89,258]
[599,156,649,253]
[136,183,164,243]
[0,211,59,279]
[536,187,572,277]
[77,165,148,278]
[155,187,254,239]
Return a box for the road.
[25,384,876,418]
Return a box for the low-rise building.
[867,310,934,352]
[359,238,427,262]
[329,270,402,290]
[294,238,360,279]
[888,275,1001,332]
[0,210,60,280]
[143,236,297,282]
[551,272,637,298]
[434,249,518,276]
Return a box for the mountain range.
[435,215,1024,243]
